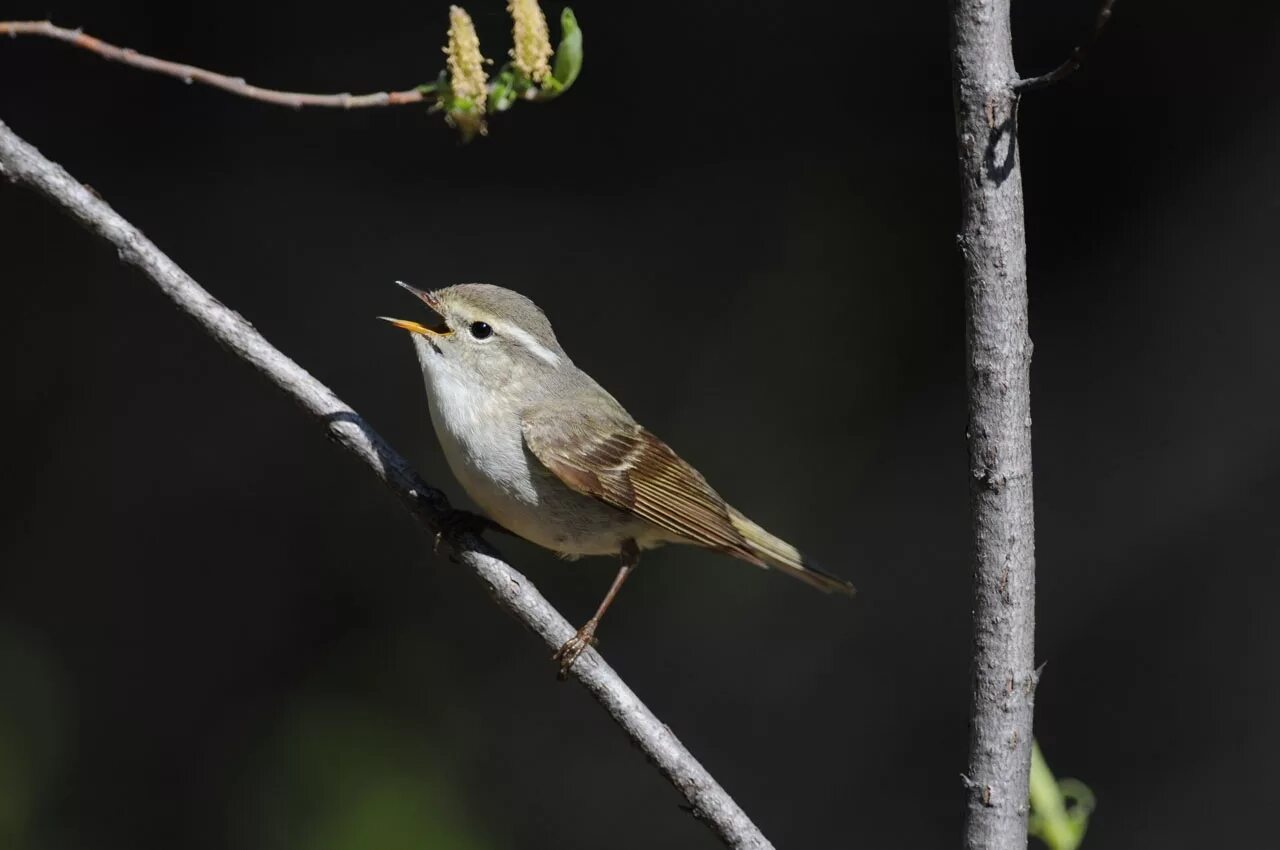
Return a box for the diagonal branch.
[0,20,431,108]
[0,117,774,850]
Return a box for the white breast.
[422,356,538,515]
[411,336,669,556]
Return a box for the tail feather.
[727,509,856,596]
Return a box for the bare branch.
[0,117,774,850]
[0,21,430,108]
[949,0,1039,848]
[1013,0,1116,93]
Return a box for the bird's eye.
[469,321,493,340]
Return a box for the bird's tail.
[727,508,856,596]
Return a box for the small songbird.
[382,282,854,675]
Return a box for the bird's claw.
[433,509,493,555]
[553,624,599,679]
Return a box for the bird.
[381,282,854,675]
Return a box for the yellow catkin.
[445,6,488,111]
[507,0,553,83]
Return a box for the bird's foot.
[434,509,497,554]
[553,619,599,680]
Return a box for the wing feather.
[520,405,758,561]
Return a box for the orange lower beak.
[378,316,449,337]
[379,281,452,336]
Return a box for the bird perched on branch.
[383,283,854,676]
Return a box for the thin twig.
[950,0,1039,848]
[0,20,431,108]
[1012,0,1116,93]
[0,118,774,850]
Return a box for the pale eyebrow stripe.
[493,319,562,367]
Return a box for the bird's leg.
[554,539,640,679]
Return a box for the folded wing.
[520,404,755,559]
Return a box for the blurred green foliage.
[1029,741,1096,850]
[242,700,490,850]
[0,629,69,848]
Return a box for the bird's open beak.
[378,281,453,337]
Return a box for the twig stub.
[1013,0,1117,93]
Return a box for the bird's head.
[381,281,568,395]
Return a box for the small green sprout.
[1028,741,1096,850]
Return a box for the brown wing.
[520,405,758,561]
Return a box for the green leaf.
[540,7,582,98]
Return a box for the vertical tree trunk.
[949,2,1038,849]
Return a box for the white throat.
[410,335,539,514]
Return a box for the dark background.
[2,1,1278,848]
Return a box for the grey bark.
[0,118,774,850]
[949,2,1039,850]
